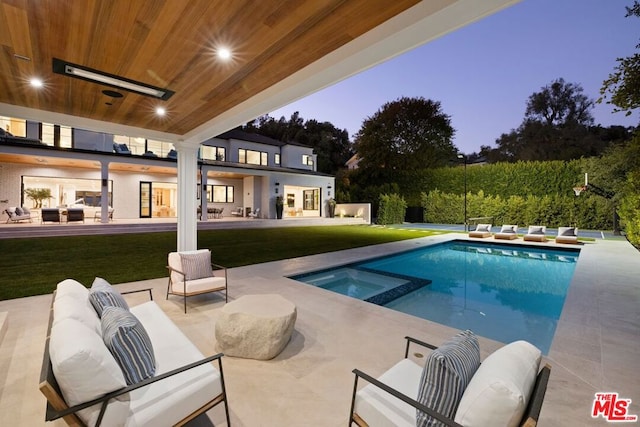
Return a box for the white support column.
[99,161,110,223]
[174,141,200,252]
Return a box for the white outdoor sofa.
[39,278,230,426]
[4,206,34,223]
[350,332,550,427]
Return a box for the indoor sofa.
[40,278,230,426]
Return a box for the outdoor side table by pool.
[215,294,297,360]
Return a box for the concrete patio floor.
[0,233,639,426]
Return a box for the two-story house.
[0,116,334,220]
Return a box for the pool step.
[359,268,432,306]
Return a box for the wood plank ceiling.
[0,0,421,136]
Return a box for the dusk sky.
[270,0,639,155]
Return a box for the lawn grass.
[0,225,436,300]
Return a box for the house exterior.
[0,117,334,221]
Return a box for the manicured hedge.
[421,189,614,229]
[377,193,407,225]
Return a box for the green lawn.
[0,225,438,300]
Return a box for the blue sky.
[270,0,639,154]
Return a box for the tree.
[599,1,640,116]
[353,97,456,175]
[525,78,594,127]
[483,78,610,162]
[244,112,352,174]
[24,188,52,208]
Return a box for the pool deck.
[0,232,639,426]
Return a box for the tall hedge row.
[421,190,614,229]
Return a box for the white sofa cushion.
[53,279,101,334]
[102,306,156,385]
[354,358,423,427]
[454,340,542,427]
[56,279,89,299]
[500,225,518,233]
[49,317,128,426]
[126,301,223,426]
[416,330,480,427]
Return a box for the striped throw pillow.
[416,330,481,427]
[101,306,156,385]
[89,290,129,317]
[179,250,213,280]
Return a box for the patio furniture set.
[469,224,579,244]
[39,249,551,426]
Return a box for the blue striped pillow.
[416,330,480,427]
[89,290,129,317]
[101,306,156,385]
[89,277,129,317]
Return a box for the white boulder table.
[215,294,297,360]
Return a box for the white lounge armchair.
[524,225,547,242]
[349,332,551,427]
[167,249,228,313]
[494,224,519,240]
[556,226,579,244]
[248,208,260,218]
[230,207,243,217]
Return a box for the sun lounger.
[494,224,518,240]
[524,225,547,242]
[469,223,492,238]
[556,227,578,244]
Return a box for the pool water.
[292,241,579,354]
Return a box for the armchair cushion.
[416,330,480,427]
[179,250,213,280]
[102,306,156,385]
[455,340,542,427]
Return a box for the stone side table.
[215,294,297,360]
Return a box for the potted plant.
[327,198,336,218]
[275,196,284,219]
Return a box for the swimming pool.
[292,240,579,354]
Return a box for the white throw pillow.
[454,340,542,427]
[49,318,128,425]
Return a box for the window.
[303,189,319,210]
[114,135,145,155]
[41,123,72,148]
[208,185,234,203]
[201,146,226,161]
[0,116,26,137]
[302,154,314,166]
[146,139,175,157]
[275,153,281,165]
[239,148,267,165]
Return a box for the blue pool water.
[292,241,579,354]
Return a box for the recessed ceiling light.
[30,78,43,88]
[156,107,166,116]
[217,47,232,60]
